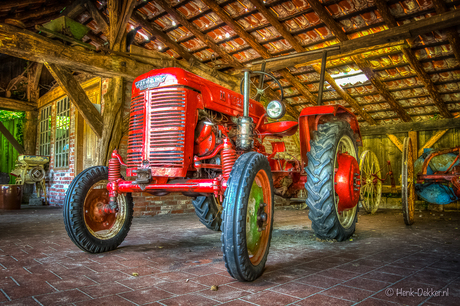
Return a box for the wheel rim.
[246,169,272,266]
[359,150,382,214]
[334,135,358,229]
[84,179,127,240]
[402,137,415,225]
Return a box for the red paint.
[335,153,360,212]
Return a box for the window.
[38,105,52,156]
[55,97,70,168]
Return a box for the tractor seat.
[258,121,298,137]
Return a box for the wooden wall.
[360,128,460,188]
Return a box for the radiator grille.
[127,92,145,168]
[148,88,186,168]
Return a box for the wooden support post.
[418,130,448,157]
[408,131,418,164]
[98,77,124,165]
[45,63,103,138]
[108,0,136,52]
[0,121,25,154]
[23,62,42,155]
[387,134,403,152]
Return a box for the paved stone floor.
[0,206,459,306]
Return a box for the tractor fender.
[298,105,362,168]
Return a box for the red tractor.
[64,56,362,281]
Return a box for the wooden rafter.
[374,0,453,119]
[306,0,410,123]
[361,117,460,136]
[0,0,46,10]
[201,0,317,108]
[155,0,243,69]
[45,63,103,138]
[131,12,193,61]
[85,0,109,37]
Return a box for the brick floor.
[0,207,459,305]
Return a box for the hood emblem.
[135,75,167,90]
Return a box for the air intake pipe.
[236,69,254,151]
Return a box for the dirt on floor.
[0,206,459,306]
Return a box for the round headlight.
[266,100,286,119]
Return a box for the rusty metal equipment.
[64,47,365,282]
[401,139,460,225]
[10,155,49,205]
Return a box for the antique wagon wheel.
[359,150,382,214]
[401,137,415,225]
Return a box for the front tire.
[63,166,133,253]
[192,196,222,231]
[305,121,358,241]
[221,152,274,282]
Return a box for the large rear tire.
[192,196,222,231]
[63,166,133,253]
[221,152,274,281]
[305,121,358,241]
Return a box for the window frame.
[38,105,52,156]
[54,97,71,169]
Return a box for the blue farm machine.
[401,137,460,225]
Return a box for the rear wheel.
[63,166,133,253]
[305,121,359,241]
[221,152,274,281]
[192,196,222,231]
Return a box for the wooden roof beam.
[0,97,37,112]
[374,0,453,119]
[201,0,313,115]
[155,0,243,69]
[45,63,103,138]
[307,0,410,123]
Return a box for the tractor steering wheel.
[239,71,284,102]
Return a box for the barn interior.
[0,0,459,305]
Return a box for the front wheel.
[305,121,359,241]
[221,152,274,281]
[63,166,133,253]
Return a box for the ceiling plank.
[249,8,460,72]
[429,0,460,63]
[45,63,104,138]
[132,12,194,61]
[155,0,243,68]
[307,0,410,123]
[374,0,453,119]
[201,0,316,109]
[0,0,46,10]
[352,56,412,122]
